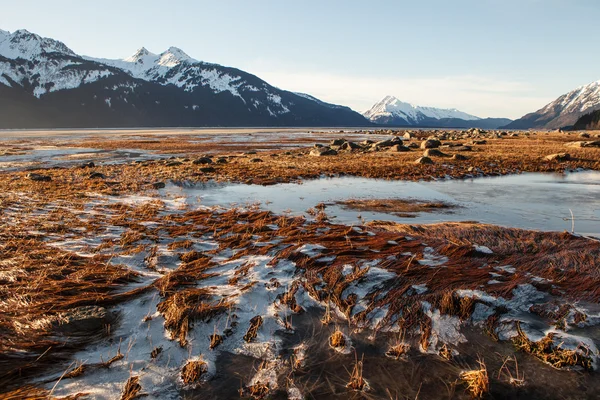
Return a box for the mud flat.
[1,129,600,399]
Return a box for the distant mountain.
[363,96,511,129]
[0,29,368,128]
[573,109,600,131]
[504,80,600,130]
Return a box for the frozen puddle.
[162,171,600,236]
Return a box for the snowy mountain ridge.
[364,95,480,125]
[0,28,368,128]
[504,80,600,129]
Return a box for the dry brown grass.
[346,354,368,392]
[329,329,346,349]
[243,316,264,343]
[513,322,592,370]
[156,288,230,347]
[120,375,142,400]
[385,343,410,360]
[337,198,454,217]
[181,359,208,385]
[460,359,489,398]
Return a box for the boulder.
[414,156,434,165]
[579,132,591,138]
[452,154,468,161]
[544,153,571,162]
[423,149,448,157]
[89,172,106,179]
[310,147,338,157]
[192,157,213,165]
[388,144,410,152]
[27,173,51,182]
[330,138,346,146]
[152,182,166,189]
[420,139,441,149]
[340,141,360,151]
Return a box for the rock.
[310,147,337,157]
[423,149,448,157]
[215,158,228,164]
[403,132,414,140]
[452,154,468,161]
[250,158,263,163]
[54,306,116,335]
[544,153,571,162]
[152,182,166,189]
[340,141,360,151]
[192,157,213,165]
[471,140,487,145]
[166,161,182,167]
[407,143,419,149]
[579,132,591,138]
[199,167,216,173]
[420,139,441,149]
[454,146,472,152]
[414,156,434,165]
[89,172,106,179]
[387,144,410,152]
[27,173,51,182]
[330,138,346,146]
[80,162,95,168]
[373,139,396,148]
[566,140,600,148]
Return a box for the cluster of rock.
[328,128,522,141]
[309,136,481,165]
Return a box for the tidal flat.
[1,128,600,399]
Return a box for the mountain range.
[363,96,512,129]
[505,80,600,130]
[2,28,599,131]
[0,29,367,128]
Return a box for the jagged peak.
[124,47,157,63]
[0,28,76,60]
[157,46,196,67]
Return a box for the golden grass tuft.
[243,315,264,343]
[120,375,142,400]
[459,359,489,399]
[346,354,368,392]
[181,359,208,385]
[513,322,592,370]
[385,343,410,360]
[329,329,346,349]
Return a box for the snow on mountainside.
[364,95,480,125]
[505,80,600,129]
[0,29,114,97]
[0,28,368,128]
[0,29,76,60]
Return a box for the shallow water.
[163,171,600,236]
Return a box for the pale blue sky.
[2,0,599,118]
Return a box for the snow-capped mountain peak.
[364,95,480,125]
[506,79,600,129]
[158,46,196,66]
[0,29,76,60]
[124,47,156,63]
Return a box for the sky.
[2,0,599,119]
